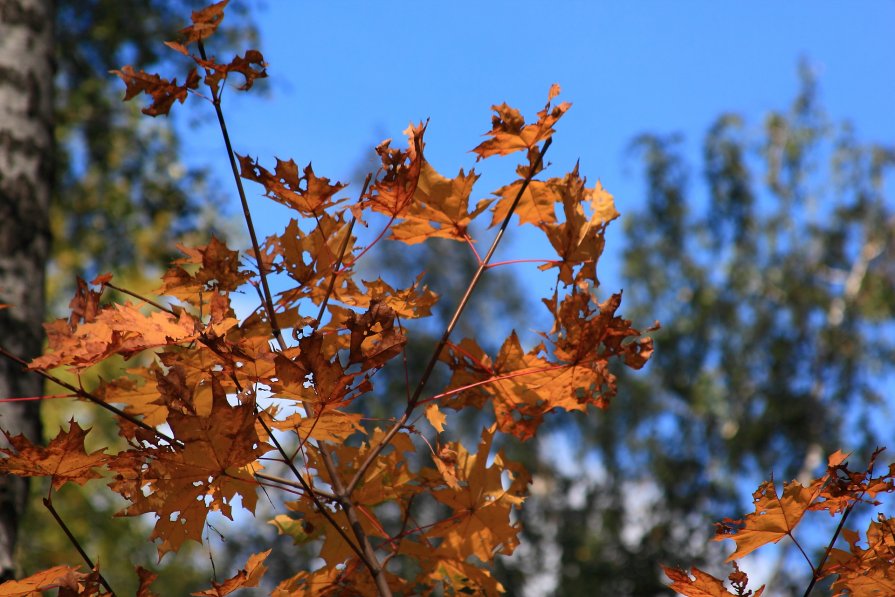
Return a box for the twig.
[197,40,284,349]
[313,174,370,329]
[0,346,173,444]
[106,283,174,315]
[43,497,116,595]
[345,139,553,497]
[802,501,854,597]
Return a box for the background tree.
[501,69,895,595]
[0,0,53,582]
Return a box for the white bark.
[0,0,53,580]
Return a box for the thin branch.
[197,40,284,348]
[0,346,173,444]
[106,283,174,315]
[345,138,553,497]
[314,174,370,329]
[254,471,337,501]
[803,501,854,597]
[43,497,116,595]
[487,258,562,269]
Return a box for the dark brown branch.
[105,283,174,315]
[43,497,116,595]
[0,346,173,444]
[197,40,284,349]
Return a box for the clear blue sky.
[181,2,895,306]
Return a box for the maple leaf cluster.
[666,448,895,596]
[0,2,658,595]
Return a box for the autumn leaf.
[824,517,895,596]
[135,566,159,597]
[178,0,229,43]
[0,420,107,490]
[191,550,270,596]
[354,122,426,219]
[108,377,266,556]
[399,541,507,595]
[537,166,619,285]
[345,301,406,371]
[239,156,345,216]
[158,236,252,303]
[336,275,439,321]
[426,403,446,433]
[714,478,820,561]
[268,408,365,443]
[111,65,200,116]
[67,275,108,328]
[30,302,199,371]
[389,160,489,244]
[664,564,764,597]
[472,83,570,160]
[426,426,526,561]
[0,565,87,597]
[268,514,318,545]
[195,50,267,93]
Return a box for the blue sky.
[182,2,895,306]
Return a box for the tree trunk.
[0,0,53,581]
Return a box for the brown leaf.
[178,1,229,43]
[238,156,346,216]
[108,376,266,557]
[472,85,570,160]
[191,550,270,596]
[389,161,488,244]
[110,65,200,116]
[0,421,107,490]
[354,122,426,218]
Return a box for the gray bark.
[0,0,53,581]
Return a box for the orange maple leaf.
[426,426,527,561]
[238,156,345,216]
[714,478,821,561]
[537,166,619,285]
[664,564,765,597]
[0,565,89,596]
[828,520,895,595]
[0,420,107,490]
[191,550,270,596]
[472,84,570,160]
[108,377,266,556]
[389,161,489,244]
